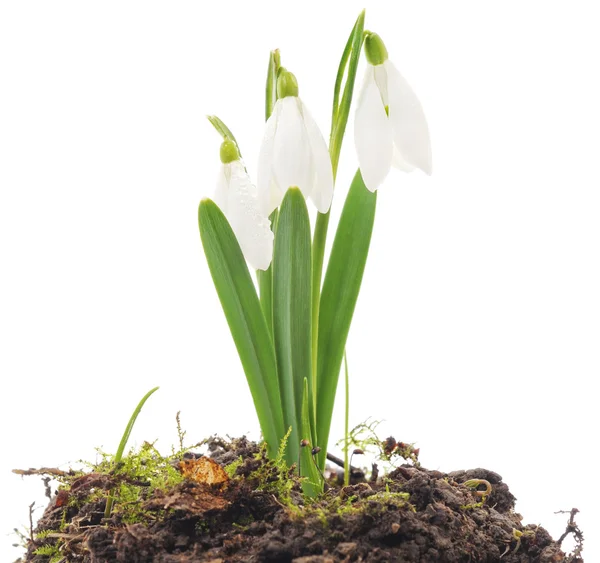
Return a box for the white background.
[1,1,598,560]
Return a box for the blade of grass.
[199,199,284,458]
[104,386,159,519]
[272,188,313,466]
[316,171,376,469]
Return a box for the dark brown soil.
[17,437,583,563]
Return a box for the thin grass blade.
[105,386,159,518]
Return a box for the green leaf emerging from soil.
[105,386,159,518]
[272,188,313,466]
[316,171,376,469]
[199,199,285,459]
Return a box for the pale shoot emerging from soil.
[104,386,159,519]
[198,10,432,496]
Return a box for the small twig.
[13,467,71,478]
[556,508,581,545]
[326,452,365,481]
[176,411,186,452]
[555,508,584,560]
[28,502,35,543]
[271,493,288,510]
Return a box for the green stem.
[343,351,350,487]
[257,210,278,335]
[258,50,281,335]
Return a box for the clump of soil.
[16,437,583,562]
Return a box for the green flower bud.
[220,139,240,164]
[276,68,299,98]
[364,32,388,66]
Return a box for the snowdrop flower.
[214,139,274,271]
[257,68,333,216]
[354,32,432,192]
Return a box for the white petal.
[385,60,432,175]
[392,144,416,173]
[299,100,333,213]
[227,161,274,271]
[354,65,393,192]
[214,165,230,213]
[257,101,284,216]
[272,97,312,197]
[238,158,258,198]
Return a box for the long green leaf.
[311,10,366,393]
[198,199,284,458]
[330,9,366,177]
[330,10,365,141]
[272,188,312,466]
[316,171,377,468]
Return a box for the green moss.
[248,428,299,508]
[33,543,61,561]
[62,441,188,525]
[34,529,58,541]
[224,455,244,478]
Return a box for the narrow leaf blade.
[198,199,284,457]
[272,188,312,465]
[331,10,365,139]
[316,171,377,467]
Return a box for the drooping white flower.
[213,139,274,271]
[257,69,333,217]
[354,32,432,192]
